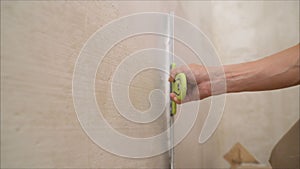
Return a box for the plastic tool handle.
[170,63,187,116]
[170,63,176,116]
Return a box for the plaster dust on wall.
[1,1,299,169]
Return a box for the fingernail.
[169,77,175,82]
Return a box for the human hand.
[168,44,300,105]
[169,64,212,104]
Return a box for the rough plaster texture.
[1,1,299,169]
[1,1,172,168]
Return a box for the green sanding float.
[170,63,187,116]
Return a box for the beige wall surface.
[1,1,174,168]
[1,1,299,169]
[174,1,299,168]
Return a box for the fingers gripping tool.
[170,63,187,116]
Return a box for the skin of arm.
[169,44,300,104]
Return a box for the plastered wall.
[1,1,299,169]
[1,1,174,168]
[174,1,299,168]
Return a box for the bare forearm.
[169,44,299,102]
[225,44,300,93]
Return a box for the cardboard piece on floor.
[224,142,272,169]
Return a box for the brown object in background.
[224,143,272,169]
[269,120,299,169]
[224,142,259,166]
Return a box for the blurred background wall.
[1,1,299,168]
[174,1,299,168]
